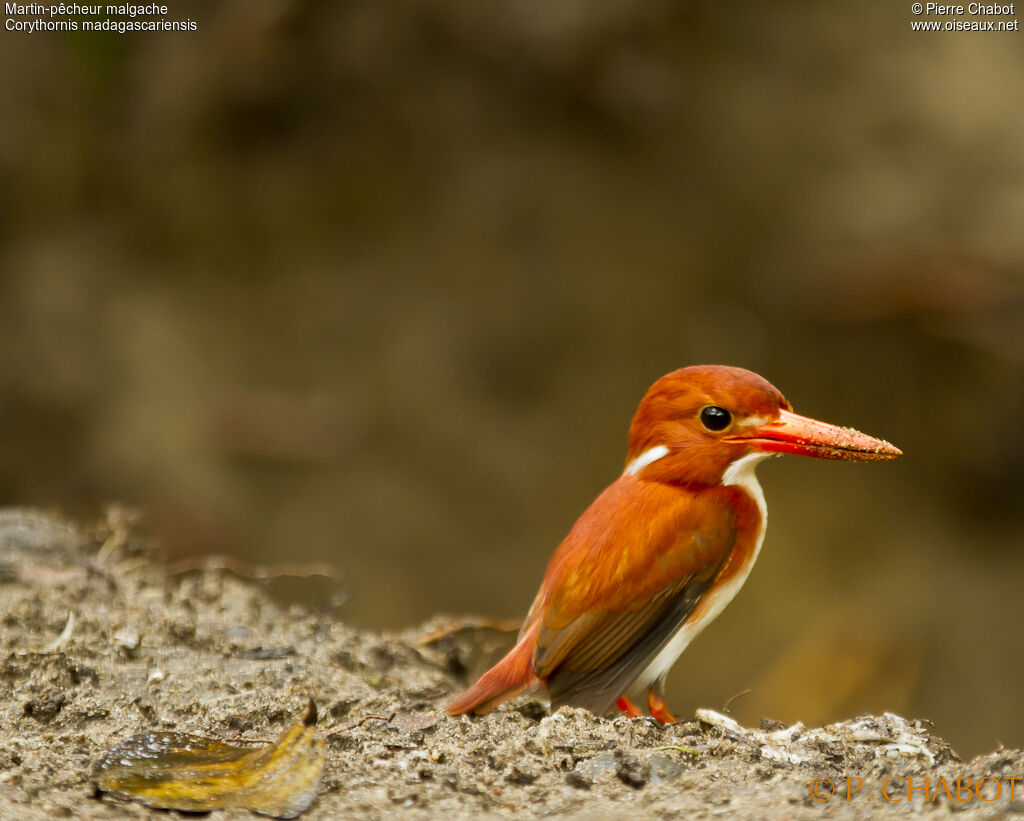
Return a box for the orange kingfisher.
[447,365,901,722]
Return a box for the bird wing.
[531,479,748,714]
[540,566,725,712]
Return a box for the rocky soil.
[0,509,1020,820]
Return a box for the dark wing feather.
[542,561,723,714]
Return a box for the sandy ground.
[0,508,1020,820]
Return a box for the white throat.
[721,451,770,518]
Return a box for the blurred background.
[1,0,1022,757]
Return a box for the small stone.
[505,762,539,785]
[113,629,140,655]
[24,690,66,722]
[223,625,250,644]
[615,751,650,789]
[577,752,617,780]
[648,754,683,785]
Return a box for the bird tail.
[446,620,540,715]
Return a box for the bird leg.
[616,692,677,722]
[646,680,677,723]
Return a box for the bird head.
[624,366,901,486]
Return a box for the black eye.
[700,406,732,432]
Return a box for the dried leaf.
[94,701,323,819]
[416,615,521,645]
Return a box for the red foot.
[615,696,644,717]
[646,691,677,724]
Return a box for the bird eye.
[699,406,732,432]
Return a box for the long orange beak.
[728,409,902,461]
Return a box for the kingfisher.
[446,365,901,722]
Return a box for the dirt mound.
[0,509,1018,819]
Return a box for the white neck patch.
[623,445,670,476]
[721,451,770,523]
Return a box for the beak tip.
[874,438,902,459]
[748,411,903,462]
